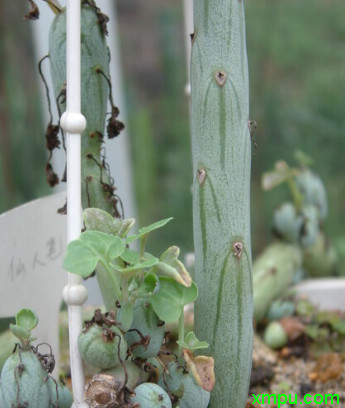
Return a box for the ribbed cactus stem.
[191,1,253,407]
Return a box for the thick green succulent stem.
[49,6,118,216]
[191,1,253,407]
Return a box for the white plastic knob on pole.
[60,0,88,406]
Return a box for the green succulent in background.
[295,169,328,221]
[262,156,338,278]
[253,243,302,323]
[253,155,340,349]
[298,302,345,355]
[263,321,288,350]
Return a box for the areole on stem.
[191,1,253,407]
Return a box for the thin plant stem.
[100,260,122,301]
[287,178,304,211]
[121,275,129,305]
[178,309,185,356]
[140,235,148,260]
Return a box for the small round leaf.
[16,309,38,330]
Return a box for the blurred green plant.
[246,0,345,258]
[0,1,49,213]
[253,155,339,326]
[299,301,345,355]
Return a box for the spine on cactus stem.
[191,1,253,407]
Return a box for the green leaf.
[82,231,125,259]
[113,255,159,274]
[153,246,192,287]
[150,278,198,323]
[305,324,318,339]
[316,310,340,326]
[63,231,125,277]
[83,208,116,232]
[16,309,38,330]
[138,217,173,235]
[317,327,330,341]
[153,262,188,287]
[83,208,135,238]
[63,240,98,277]
[120,250,157,266]
[296,299,315,318]
[126,234,140,244]
[126,217,173,243]
[136,273,160,297]
[176,331,209,350]
[121,248,140,265]
[10,324,35,344]
[333,321,345,335]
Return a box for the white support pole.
[60,0,88,406]
[183,0,193,97]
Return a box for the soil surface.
[249,335,345,407]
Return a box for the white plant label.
[0,192,67,371]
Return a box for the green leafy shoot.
[63,231,125,277]
[150,277,198,323]
[10,309,38,347]
[177,331,209,351]
[62,212,198,335]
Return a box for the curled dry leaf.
[261,161,298,191]
[280,317,305,341]
[309,353,343,383]
[155,246,192,287]
[183,349,215,392]
[24,0,39,20]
